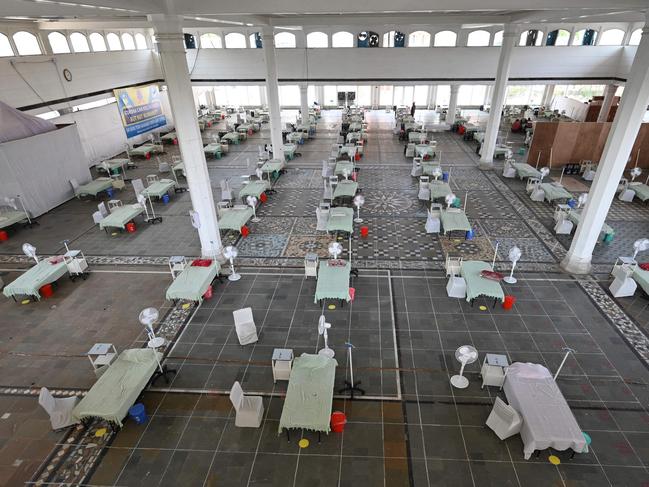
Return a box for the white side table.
[272,348,293,383]
[446,276,467,298]
[87,343,117,377]
[480,353,509,389]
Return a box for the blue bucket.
[105,188,113,198]
[442,171,449,182]
[162,194,170,204]
[567,198,577,208]
[466,229,474,240]
[128,403,148,424]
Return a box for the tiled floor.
[1,109,648,486]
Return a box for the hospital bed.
[287,132,304,144]
[493,145,513,159]
[278,354,338,440]
[98,159,129,175]
[440,208,471,237]
[141,179,176,199]
[203,142,222,159]
[333,180,358,203]
[512,162,541,180]
[72,348,161,428]
[314,261,352,303]
[404,122,422,132]
[0,210,30,230]
[129,143,163,159]
[460,260,505,305]
[416,144,436,159]
[409,132,426,144]
[627,182,649,202]
[346,132,366,143]
[337,146,356,160]
[218,206,254,233]
[239,180,270,201]
[172,162,185,178]
[428,180,453,201]
[555,206,615,241]
[335,161,355,177]
[99,204,144,231]
[237,123,255,133]
[422,162,442,176]
[283,144,298,160]
[161,132,177,144]
[539,183,573,203]
[326,207,354,235]
[75,178,114,198]
[221,132,240,144]
[2,257,69,300]
[165,260,221,303]
[348,122,362,132]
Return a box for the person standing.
[410,102,416,117]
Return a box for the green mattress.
[239,180,270,199]
[76,178,113,198]
[335,161,354,176]
[99,204,144,230]
[0,210,29,230]
[629,182,649,202]
[540,183,573,202]
[219,207,254,231]
[3,258,68,300]
[326,207,353,234]
[460,260,505,303]
[512,163,541,179]
[314,261,351,302]
[141,179,176,198]
[429,181,452,201]
[203,143,222,158]
[333,180,358,199]
[165,261,220,302]
[441,209,471,235]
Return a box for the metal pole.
[553,347,576,380]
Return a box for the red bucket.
[502,295,516,310]
[0,230,8,242]
[331,411,346,433]
[126,222,136,233]
[40,284,54,299]
[203,285,213,300]
[355,153,361,161]
[360,226,369,238]
[145,152,151,160]
[241,225,250,237]
[173,138,178,145]
[248,128,253,136]
[259,192,267,203]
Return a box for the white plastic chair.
[411,159,423,177]
[229,381,264,428]
[131,178,145,197]
[316,204,330,231]
[38,387,79,430]
[92,211,104,225]
[69,179,80,197]
[233,307,258,345]
[220,180,233,201]
[486,397,523,440]
[418,176,431,201]
[158,161,171,173]
[97,202,109,218]
[406,143,415,158]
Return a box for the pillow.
[639,263,649,271]
[191,259,213,267]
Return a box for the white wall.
[551,96,589,121]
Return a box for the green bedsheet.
[326,207,354,234]
[0,210,28,230]
[335,161,354,176]
[222,132,240,144]
[165,261,220,302]
[172,162,185,177]
[629,182,649,202]
[512,163,541,179]
[346,132,364,143]
[441,209,471,235]
[632,267,649,292]
[161,132,177,141]
[3,258,68,300]
[219,207,253,231]
[416,144,435,158]
[72,348,160,427]
[77,178,113,197]
[314,261,351,303]
[422,163,442,176]
[99,204,144,230]
[338,146,355,159]
[333,180,358,199]
[278,354,338,434]
[239,180,270,199]
[540,183,573,202]
[429,181,452,201]
[203,143,222,158]
[348,122,362,132]
[287,132,303,143]
[130,143,162,157]
[237,124,253,133]
[99,159,128,174]
[283,144,297,160]
[261,159,286,174]
[566,210,615,238]
[460,260,505,303]
[409,132,426,143]
[141,179,175,198]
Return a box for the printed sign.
[114,84,166,138]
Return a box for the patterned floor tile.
[439,236,495,261]
[493,237,556,263]
[236,234,288,257]
[283,235,334,258]
[480,219,535,238]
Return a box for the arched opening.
[89,33,107,51]
[48,32,70,54]
[200,33,222,48]
[306,32,327,48]
[519,30,543,46]
[408,31,430,47]
[493,30,503,46]
[546,29,570,46]
[274,32,296,48]
[331,31,354,47]
[0,33,14,56]
[599,28,625,46]
[572,29,597,45]
[629,28,642,46]
[434,30,456,47]
[134,33,148,49]
[13,31,41,55]
[121,33,135,50]
[467,30,490,46]
[70,32,90,52]
[106,32,121,50]
[225,32,246,48]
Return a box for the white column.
[479,25,518,169]
[561,22,649,274]
[597,83,618,122]
[447,85,459,125]
[299,83,309,123]
[259,85,268,107]
[483,85,493,107]
[542,84,555,107]
[150,15,222,256]
[428,85,438,109]
[262,27,284,161]
[317,85,325,106]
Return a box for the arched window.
[106,32,121,50]
[0,33,14,56]
[519,30,543,46]
[89,33,106,51]
[306,31,327,48]
[331,31,354,47]
[13,31,41,55]
[629,28,642,45]
[546,29,570,46]
[572,29,597,45]
[121,33,135,50]
[434,30,456,47]
[200,33,222,48]
[408,31,430,47]
[599,28,625,46]
[467,30,490,46]
[48,32,70,54]
[134,33,147,49]
[69,32,90,52]
[493,30,503,46]
[383,31,395,47]
[274,32,295,48]
[249,33,262,48]
[383,31,405,47]
[225,32,246,48]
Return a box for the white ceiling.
[0,0,647,28]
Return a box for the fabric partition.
[0,124,91,217]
